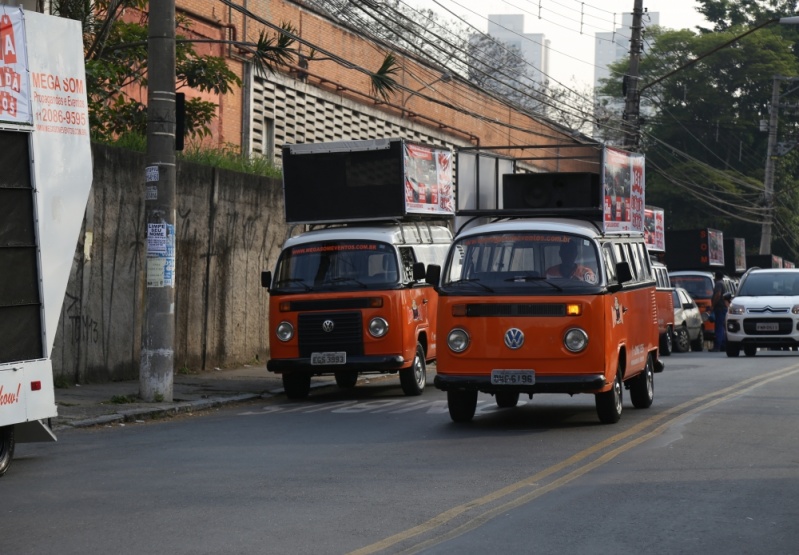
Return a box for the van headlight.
[447,328,470,353]
[275,321,294,342]
[563,328,588,352]
[368,317,389,337]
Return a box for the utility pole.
[622,0,645,151]
[141,1,177,402]
[759,76,781,255]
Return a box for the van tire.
[596,366,623,424]
[630,355,654,409]
[660,327,673,356]
[447,390,477,422]
[400,343,426,396]
[335,371,358,388]
[0,426,14,477]
[495,391,520,408]
[282,373,311,399]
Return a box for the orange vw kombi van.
[427,145,664,424]
[261,138,454,399]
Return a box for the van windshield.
[670,275,713,299]
[442,232,600,292]
[273,240,400,291]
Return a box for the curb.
[54,393,265,431]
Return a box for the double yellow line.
[349,364,799,555]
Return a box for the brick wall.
[174,0,597,171]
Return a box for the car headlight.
[792,305,799,315]
[563,328,588,353]
[447,328,470,353]
[728,304,745,315]
[368,317,389,337]
[275,321,294,342]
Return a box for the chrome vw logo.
[504,328,524,349]
[322,320,335,333]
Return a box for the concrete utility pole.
[759,77,781,255]
[621,0,644,151]
[141,1,177,402]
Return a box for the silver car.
[672,287,705,352]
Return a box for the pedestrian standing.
[711,271,727,352]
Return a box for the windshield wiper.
[503,274,563,291]
[447,278,494,292]
[324,277,368,288]
[276,278,311,291]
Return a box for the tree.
[597,14,799,259]
[53,0,309,145]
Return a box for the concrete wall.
[51,143,287,383]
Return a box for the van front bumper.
[267,355,407,374]
[434,373,607,395]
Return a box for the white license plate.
[491,370,535,385]
[756,322,779,332]
[310,352,346,365]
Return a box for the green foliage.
[110,394,139,404]
[370,53,400,102]
[57,3,299,144]
[598,15,799,259]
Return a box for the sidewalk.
[52,366,336,431]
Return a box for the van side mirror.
[412,262,426,281]
[616,261,633,283]
[426,264,441,286]
[261,271,272,291]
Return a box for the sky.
[414,0,711,91]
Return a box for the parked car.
[726,268,799,357]
[670,270,736,341]
[672,287,705,352]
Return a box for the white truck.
[0,9,93,476]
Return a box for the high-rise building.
[594,12,660,90]
[487,14,550,87]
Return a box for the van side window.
[602,243,617,284]
[627,243,644,282]
[634,243,653,281]
[399,247,416,282]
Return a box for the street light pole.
[141,1,177,402]
[622,0,644,151]
[760,77,782,255]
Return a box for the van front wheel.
[282,373,311,399]
[447,390,477,422]
[630,354,654,409]
[400,343,426,396]
[0,426,14,477]
[596,366,623,424]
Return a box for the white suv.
[726,268,799,357]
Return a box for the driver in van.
[546,240,596,282]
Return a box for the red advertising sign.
[644,205,665,251]
[404,143,454,216]
[603,147,645,233]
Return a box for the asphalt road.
[4,352,799,555]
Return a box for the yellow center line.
[349,364,799,555]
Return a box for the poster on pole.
[403,142,454,215]
[603,146,645,233]
[644,205,665,251]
